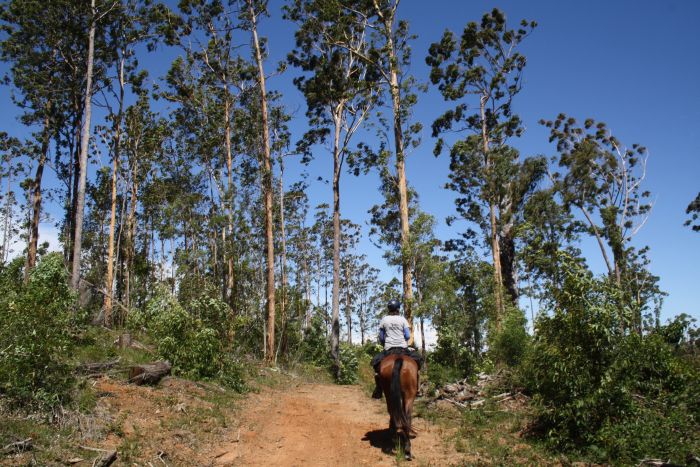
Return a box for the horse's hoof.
[404,453,413,461]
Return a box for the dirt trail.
[211,383,464,466]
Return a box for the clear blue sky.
[1,0,698,324]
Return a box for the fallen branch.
[128,361,172,385]
[93,450,117,467]
[2,438,32,454]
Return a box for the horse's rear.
[378,353,419,459]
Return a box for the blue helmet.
[387,299,401,312]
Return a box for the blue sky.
[1,0,698,326]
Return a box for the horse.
[377,353,419,460]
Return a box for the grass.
[415,396,582,466]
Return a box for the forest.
[0,0,698,465]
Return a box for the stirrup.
[372,385,383,399]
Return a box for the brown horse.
[377,353,419,460]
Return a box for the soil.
[3,375,466,466]
[212,383,464,466]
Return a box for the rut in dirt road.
[210,383,464,466]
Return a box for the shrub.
[521,258,700,462]
[296,311,331,367]
[336,343,359,385]
[128,286,246,390]
[0,254,77,409]
[489,306,530,367]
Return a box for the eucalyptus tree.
[0,0,84,278]
[541,115,658,331]
[168,0,257,307]
[285,0,379,374]
[240,0,277,363]
[686,193,700,232]
[355,263,380,344]
[426,9,537,328]
[0,133,22,264]
[100,0,169,326]
[121,93,169,311]
[365,0,424,344]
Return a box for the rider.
[371,298,412,399]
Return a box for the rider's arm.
[403,318,410,341]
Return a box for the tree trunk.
[379,3,415,344]
[278,157,288,359]
[330,108,343,377]
[24,109,50,282]
[223,94,236,309]
[128,361,171,385]
[345,261,352,344]
[124,177,138,312]
[2,169,13,264]
[104,56,125,327]
[248,0,276,364]
[71,0,96,290]
[481,94,504,330]
[499,226,518,305]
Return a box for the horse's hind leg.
[402,431,412,460]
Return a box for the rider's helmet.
[387,299,401,313]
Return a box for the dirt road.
[211,383,464,466]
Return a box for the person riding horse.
[371,299,423,399]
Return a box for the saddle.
[372,347,423,370]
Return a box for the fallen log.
[94,450,117,467]
[128,361,171,385]
[76,358,121,375]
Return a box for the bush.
[0,254,77,409]
[296,311,331,367]
[129,285,246,390]
[489,306,530,367]
[521,258,699,462]
[336,343,359,385]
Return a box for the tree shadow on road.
[362,428,395,455]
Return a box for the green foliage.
[430,325,476,378]
[0,253,77,408]
[296,311,331,367]
[128,285,246,391]
[489,307,530,367]
[336,343,359,385]
[521,257,699,462]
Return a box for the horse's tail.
[389,357,414,436]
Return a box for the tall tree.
[71,0,98,289]
[286,0,378,375]
[368,0,421,344]
[244,0,276,363]
[426,8,537,328]
[542,115,658,331]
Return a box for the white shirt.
[378,315,410,350]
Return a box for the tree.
[70,0,99,290]
[542,115,658,331]
[243,0,276,363]
[101,0,165,326]
[286,0,378,376]
[426,8,537,329]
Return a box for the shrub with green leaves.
[336,343,359,385]
[489,306,530,367]
[128,285,246,390]
[521,257,699,463]
[0,254,77,409]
